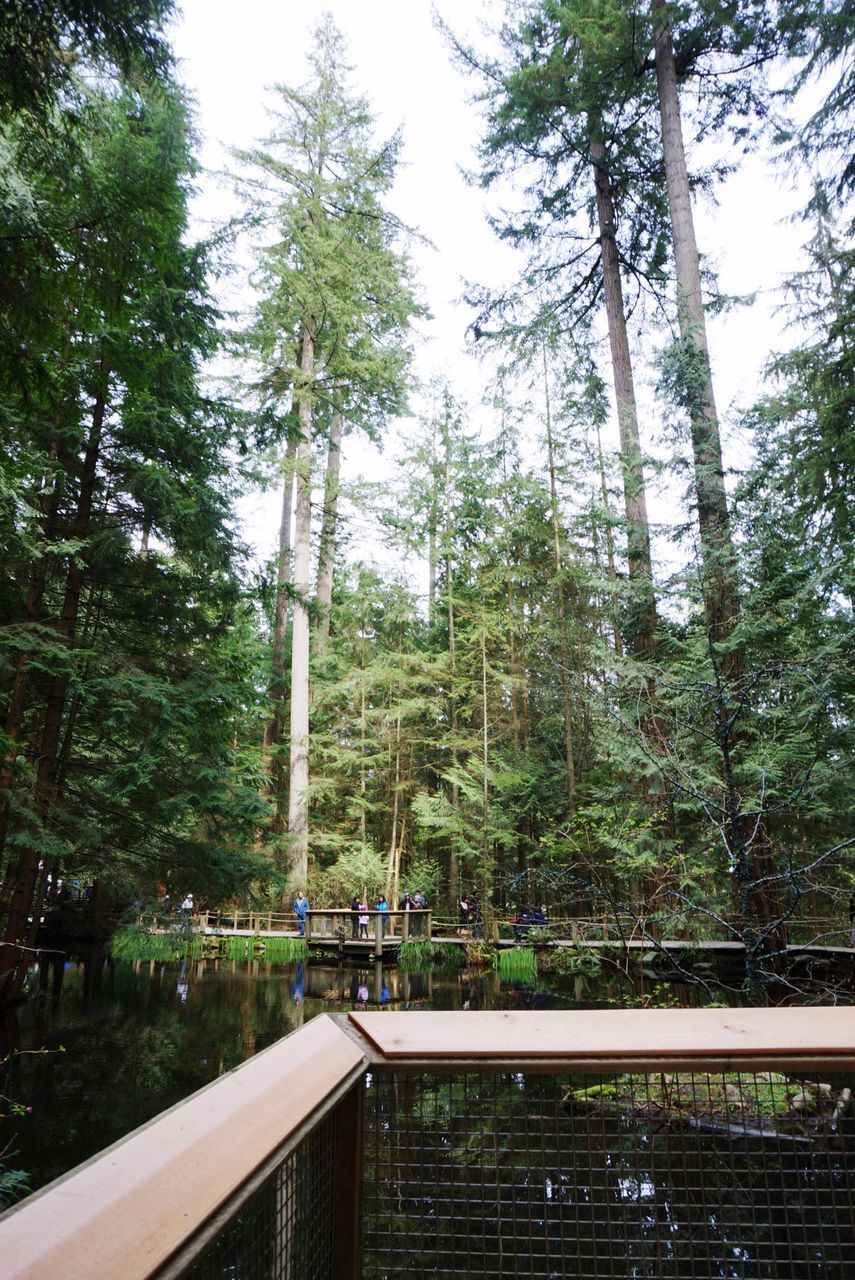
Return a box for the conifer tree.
[443,0,664,656]
[0,80,266,1000]
[234,16,420,886]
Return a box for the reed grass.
[224,935,257,962]
[399,940,465,971]
[109,929,202,962]
[261,936,308,963]
[496,946,538,983]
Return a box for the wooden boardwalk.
[148,907,855,961]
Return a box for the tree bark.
[650,2,741,659]
[589,122,658,656]
[542,350,576,810]
[287,322,314,887]
[385,707,402,902]
[651,3,785,943]
[444,431,460,910]
[480,628,497,942]
[594,419,624,657]
[266,433,297,762]
[315,406,344,652]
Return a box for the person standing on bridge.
[376,893,389,937]
[293,890,309,937]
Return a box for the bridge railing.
[2,1008,853,1279]
[137,908,852,951]
[305,907,431,949]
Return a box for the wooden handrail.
[3,1008,854,1278]
[0,1018,366,1280]
[346,1007,855,1070]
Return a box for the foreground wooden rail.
[2,1007,854,1279]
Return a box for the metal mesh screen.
[363,1069,855,1279]
[181,1110,337,1280]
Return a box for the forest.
[0,0,853,1004]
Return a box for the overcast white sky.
[170,0,809,577]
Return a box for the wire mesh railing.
[1,1009,853,1279]
[177,1111,339,1280]
[363,1067,854,1279]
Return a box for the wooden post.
[374,913,383,960]
[234,910,238,931]
[427,910,432,942]
[402,910,410,943]
[331,1081,363,1280]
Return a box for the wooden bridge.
[172,907,855,960]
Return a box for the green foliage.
[223,936,256,963]
[398,941,465,972]
[496,946,538,983]
[0,1164,31,1210]
[548,945,603,979]
[109,929,202,962]
[320,846,387,904]
[0,0,175,122]
[465,941,497,968]
[564,1071,837,1131]
[260,936,307,964]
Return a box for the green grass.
[111,929,308,965]
[261,936,307,963]
[223,935,257,962]
[399,940,465,971]
[496,946,538,983]
[109,929,202,962]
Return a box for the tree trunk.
[651,4,785,943]
[444,439,460,910]
[315,406,344,651]
[0,388,106,1002]
[359,626,367,848]
[385,707,402,901]
[287,322,314,888]
[479,629,497,941]
[589,122,658,656]
[543,349,576,810]
[594,418,624,657]
[428,416,441,629]
[266,433,297,752]
[650,3,740,658]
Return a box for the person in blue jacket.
[375,893,389,937]
[293,890,309,937]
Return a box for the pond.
[0,945,733,1200]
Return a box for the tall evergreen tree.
[234,16,421,885]
[0,79,268,1001]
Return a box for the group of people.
[291,889,429,940]
[349,894,378,939]
[348,890,429,939]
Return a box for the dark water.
[0,947,788,1203]
[0,947,753,1200]
[4,951,855,1279]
